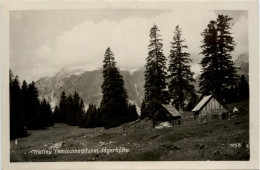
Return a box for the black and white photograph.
[1,0,259,169]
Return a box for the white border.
[1,1,259,169]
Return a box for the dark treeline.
[53,91,85,126]
[10,70,54,140]
[53,91,139,129]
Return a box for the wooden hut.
[192,94,230,119]
[160,104,181,120]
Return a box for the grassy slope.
[10,100,249,161]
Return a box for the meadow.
[10,100,249,161]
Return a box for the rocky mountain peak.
[35,67,144,115]
[54,68,85,78]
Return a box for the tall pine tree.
[21,80,28,127]
[26,82,42,129]
[10,70,25,139]
[127,103,139,121]
[237,74,249,100]
[168,25,196,111]
[39,98,54,128]
[143,24,168,119]
[84,104,98,128]
[58,91,67,123]
[66,94,74,124]
[100,47,129,128]
[199,15,237,103]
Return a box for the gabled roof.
[192,94,228,112]
[192,94,213,112]
[161,104,181,117]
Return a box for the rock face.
[35,67,145,114]
[234,53,249,81]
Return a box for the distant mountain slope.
[36,53,248,114]
[35,68,144,115]
[234,53,249,81]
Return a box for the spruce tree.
[84,104,97,128]
[20,80,28,133]
[185,92,199,111]
[100,47,128,128]
[39,98,54,127]
[84,104,102,128]
[199,15,238,103]
[168,25,195,110]
[143,24,168,119]
[127,103,139,121]
[10,71,25,139]
[21,80,28,117]
[95,107,102,127]
[58,91,67,123]
[237,74,249,100]
[26,81,41,129]
[53,106,60,123]
[69,92,83,125]
[140,100,148,120]
[78,99,85,126]
[66,94,73,124]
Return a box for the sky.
[10,9,248,82]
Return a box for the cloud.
[232,15,248,58]
[10,10,247,82]
[44,10,218,75]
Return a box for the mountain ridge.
[35,68,144,115]
[35,53,248,114]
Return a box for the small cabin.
[192,94,230,119]
[158,104,181,120]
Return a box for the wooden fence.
[172,112,230,126]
